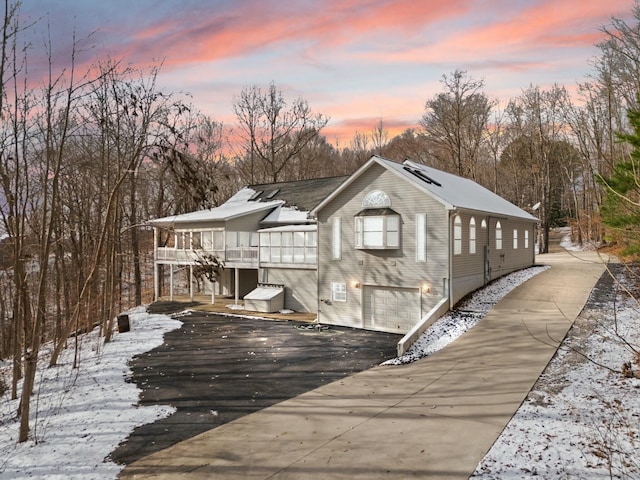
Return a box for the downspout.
[153,226,159,301]
[448,209,455,310]
[314,216,321,324]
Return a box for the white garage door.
[363,286,420,333]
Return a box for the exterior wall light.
[351,280,361,289]
[421,283,431,294]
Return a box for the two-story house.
[149,155,538,353]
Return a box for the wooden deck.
[154,294,317,323]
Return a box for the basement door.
[363,286,420,334]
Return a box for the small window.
[332,282,346,302]
[332,217,341,260]
[469,218,476,255]
[513,229,518,249]
[525,230,529,249]
[416,214,426,262]
[265,189,280,199]
[453,215,462,255]
[249,190,263,201]
[481,219,487,229]
[176,232,190,250]
[192,231,202,250]
[496,221,503,250]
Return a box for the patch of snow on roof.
[148,187,282,226]
[261,205,311,225]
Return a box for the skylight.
[402,166,442,187]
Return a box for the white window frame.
[416,213,426,262]
[355,215,400,249]
[469,217,476,254]
[260,230,317,265]
[496,221,503,250]
[513,229,518,249]
[332,217,341,259]
[331,282,347,302]
[453,215,462,255]
[525,229,529,249]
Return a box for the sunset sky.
[21,0,635,144]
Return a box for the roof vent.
[402,166,442,187]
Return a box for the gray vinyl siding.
[316,164,449,332]
[259,266,317,313]
[451,213,536,305]
[451,211,488,303]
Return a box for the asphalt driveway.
[110,304,399,465]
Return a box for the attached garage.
[363,286,421,333]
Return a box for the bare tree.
[502,85,571,253]
[420,69,495,179]
[233,82,329,183]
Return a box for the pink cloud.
[114,0,471,69]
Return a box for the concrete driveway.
[119,250,609,479]
[110,310,399,465]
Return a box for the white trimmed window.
[331,282,346,302]
[355,215,400,249]
[416,213,426,262]
[525,230,529,249]
[355,190,400,250]
[496,221,503,250]
[513,229,518,249]
[453,215,462,255]
[259,230,316,264]
[332,217,341,259]
[469,217,476,254]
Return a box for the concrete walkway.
[120,251,609,479]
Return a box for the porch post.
[189,265,194,302]
[170,266,174,301]
[211,276,215,304]
[153,227,159,301]
[234,267,239,305]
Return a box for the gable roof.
[311,155,538,222]
[149,175,349,228]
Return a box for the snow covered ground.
[471,263,640,479]
[0,307,182,479]
[0,229,637,479]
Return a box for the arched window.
[469,217,476,254]
[362,190,391,208]
[454,215,462,255]
[481,219,487,229]
[496,221,503,250]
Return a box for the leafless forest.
[1,1,640,443]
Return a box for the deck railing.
[155,246,258,266]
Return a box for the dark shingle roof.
[248,176,349,212]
